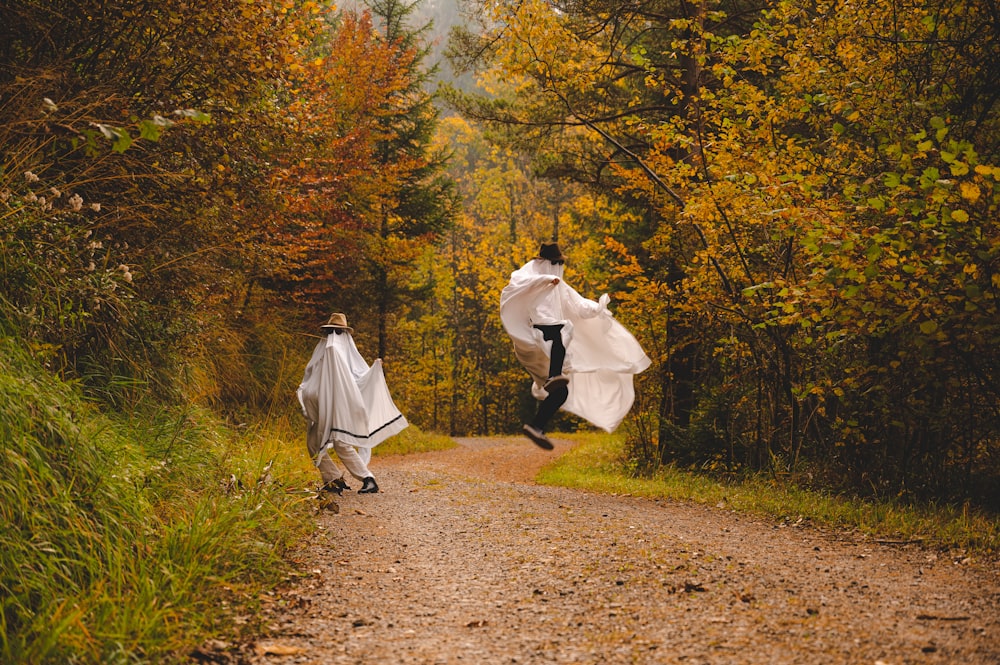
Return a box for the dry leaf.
[254,642,306,656]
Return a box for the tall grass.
[539,432,1000,555]
[0,335,314,664]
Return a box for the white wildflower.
[24,171,39,183]
[37,196,46,207]
[90,202,101,212]
[49,187,61,198]
[123,270,133,283]
[42,98,58,113]
[69,193,83,211]
[87,261,95,271]
[25,192,37,203]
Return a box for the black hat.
[536,242,565,263]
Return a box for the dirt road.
[239,437,999,664]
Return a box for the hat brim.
[320,324,352,332]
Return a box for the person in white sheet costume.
[500,242,651,450]
[297,312,408,495]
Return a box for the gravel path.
[238,436,999,665]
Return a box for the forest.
[1,0,998,485]
[2,0,998,660]
[3,0,999,498]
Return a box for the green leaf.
[112,129,133,153]
[138,120,162,142]
[919,167,940,189]
[919,320,938,334]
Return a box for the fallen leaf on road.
[254,642,306,656]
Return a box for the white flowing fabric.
[500,259,651,432]
[297,332,408,464]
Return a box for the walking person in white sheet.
[297,312,408,495]
[500,242,651,450]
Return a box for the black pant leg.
[531,384,569,431]
[533,324,566,377]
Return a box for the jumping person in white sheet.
[297,312,408,495]
[500,242,651,450]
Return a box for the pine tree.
[362,0,459,359]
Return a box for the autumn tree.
[0,0,329,402]
[393,115,642,435]
[444,0,756,456]
[345,0,460,360]
[254,9,415,315]
[445,0,1000,500]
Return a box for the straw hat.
[319,312,352,332]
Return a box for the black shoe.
[320,477,351,495]
[358,477,379,494]
[522,424,554,450]
[320,481,343,496]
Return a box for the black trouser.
[533,324,566,378]
[530,324,568,431]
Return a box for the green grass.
[372,424,457,457]
[538,432,1000,555]
[0,335,315,664]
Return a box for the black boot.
[358,477,379,494]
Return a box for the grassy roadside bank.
[0,327,459,665]
[0,335,319,664]
[538,432,1000,556]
